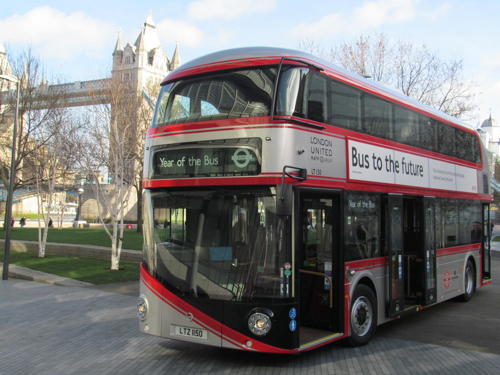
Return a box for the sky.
[0,0,499,128]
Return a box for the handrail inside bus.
[299,269,333,308]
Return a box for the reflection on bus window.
[146,188,292,301]
[154,67,277,126]
[344,193,381,261]
[302,198,333,271]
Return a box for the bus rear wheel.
[459,260,476,302]
[347,284,377,346]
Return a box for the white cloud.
[188,0,277,21]
[156,19,203,48]
[0,6,116,59]
[292,0,447,39]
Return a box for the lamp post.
[1,73,20,280]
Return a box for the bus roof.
[162,46,474,132]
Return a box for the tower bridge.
[0,16,179,110]
[0,17,180,221]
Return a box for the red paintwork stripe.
[163,57,287,83]
[143,177,491,201]
[148,124,338,140]
[481,280,493,287]
[436,244,481,257]
[148,116,275,136]
[148,122,345,143]
[345,257,388,270]
[140,264,297,354]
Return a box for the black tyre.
[459,259,476,302]
[347,284,377,346]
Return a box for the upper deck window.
[276,66,481,165]
[153,67,277,127]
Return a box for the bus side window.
[394,106,419,147]
[438,123,456,157]
[435,200,443,249]
[328,80,362,131]
[363,94,393,139]
[419,115,437,152]
[306,71,327,123]
[443,199,458,247]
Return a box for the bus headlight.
[248,309,272,336]
[137,296,148,321]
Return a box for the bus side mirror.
[276,184,293,216]
[276,166,306,216]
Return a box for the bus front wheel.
[347,284,377,346]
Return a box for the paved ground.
[1,261,500,375]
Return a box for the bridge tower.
[109,16,181,180]
[111,16,180,96]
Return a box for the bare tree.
[78,78,141,270]
[0,49,69,227]
[301,34,477,120]
[32,119,80,257]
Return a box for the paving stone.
[1,279,500,375]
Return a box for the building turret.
[170,42,181,70]
[112,32,124,66]
[111,17,179,92]
[478,114,500,157]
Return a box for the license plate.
[171,325,208,340]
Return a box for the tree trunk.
[110,219,120,270]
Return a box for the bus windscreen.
[143,188,292,301]
[153,67,277,127]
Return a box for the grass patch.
[1,250,139,284]
[493,236,500,242]
[0,227,143,250]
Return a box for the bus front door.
[387,195,405,317]
[298,191,342,337]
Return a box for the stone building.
[111,16,180,94]
[478,115,500,157]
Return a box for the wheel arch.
[352,275,378,310]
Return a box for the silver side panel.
[346,249,480,329]
[435,250,481,302]
[145,125,347,182]
[346,262,391,326]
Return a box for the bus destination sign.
[153,146,261,178]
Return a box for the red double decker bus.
[137,47,492,353]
